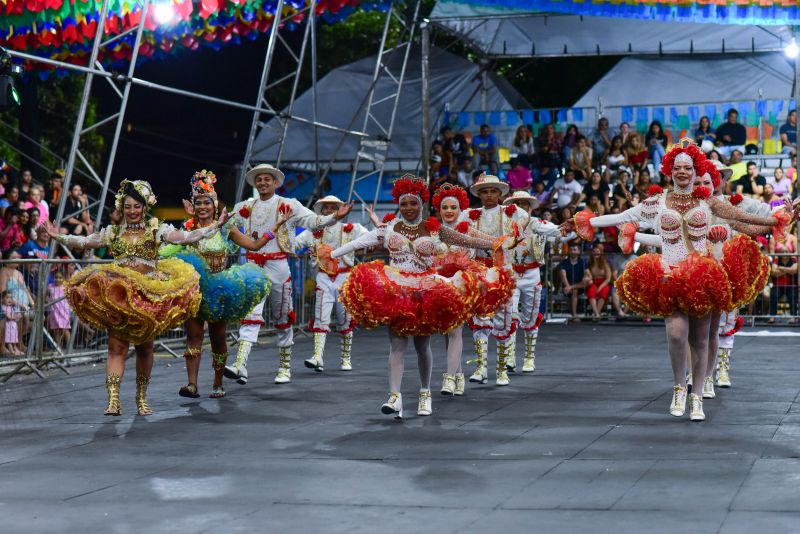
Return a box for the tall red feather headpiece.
[391,173,430,204]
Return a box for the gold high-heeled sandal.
[135,375,153,416]
[104,373,122,416]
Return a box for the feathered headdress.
[697,159,721,189]
[191,169,218,201]
[432,183,469,212]
[391,173,429,204]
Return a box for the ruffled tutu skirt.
[176,251,271,323]
[433,250,516,317]
[66,258,201,345]
[616,237,769,317]
[341,255,488,337]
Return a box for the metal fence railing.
[0,254,320,382]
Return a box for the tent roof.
[251,45,528,167]
[430,1,793,57]
[574,53,793,109]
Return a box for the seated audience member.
[0,208,24,251]
[780,109,797,155]
[562,124,580,163]
[537,123,563,185]
[16,169,36,202]
[590,118,614,166]
[715,108,747,159]
[694,115,716,147]
[560,242,591,321]
[0,185,19,219]
[770,167,793,199]
[507,157,533,191]
[762,183,783,210]
[645,120,668,174]
[735,161,766,198]
[727,150,747,183]
[60,184,94,236]
[604,136,627,181]
[586,242,612,321]
[626,135,649,172]
[634,168,653,198]
[581,170,610,213]
[511,125,535,169]
[532,180,549,211]
[568,135,593,180]
[612,168,634,210]
[471,124,499,175]
[23,185,49,222]
[548,169,583,211]
[618,122,633,148]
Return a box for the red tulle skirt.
[616,237,769,317]
[340,251,514,336]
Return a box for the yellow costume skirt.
[66,258,201,345]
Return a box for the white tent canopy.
[430,1,793,57]
[251,45,529,169]
[575,53,793,109]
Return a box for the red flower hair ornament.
[660,138,708,178]
[432,183,469,211]
[391,174,430,204]
[382,213,396,223]
[647,185,664,196]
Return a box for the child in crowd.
[2,291,23,356]
[47,270,72,350]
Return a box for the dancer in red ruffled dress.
[332,175,516,419]
[563,139,787,421]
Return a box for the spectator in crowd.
[770,167,793,199]
[780,109,797,155]
[0,169,8,198]
[14,209,29,247]
[16,169,39,202]
[2,290,24,356]
[581,170,610,213]
[507,157,532,192]
[60,184,94,236]
[605,135,627,180]
[0,185,19,219]
[762,183,783,210]
[694,115,716,148]
[618,122,632,148]
[715,108,747,159]
[0,250,34,348]
[0,208,24,251]
[727,149,747,182]
[735,161,766,198]
[707,149,722,163]
[23,185,49,222]
[586,242,612,321]
[511,125,535,168]
[22,207,39,242]
[471,124,499,175]
[44,171,63,213]
[568,135,593,180]
[613,168,634,210]
[560,243,591,321]
[787,154,797,184]
[645,120,668,175]
[456,159,473,189]
[17,225,50,297]
[537,123,562,185]
[634,168,653,198]
[549,169,582,210]
[768,252,797,323]
[625,134,648,172]
[559,206,575,225]
[562,124,580,163]
[590,117,614,166]
[532,180,549,211]
[586,196,606,216]
[47,270,72,351]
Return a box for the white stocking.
[388,329,408,392]
[414,335,433,390]
[446,326,463,375]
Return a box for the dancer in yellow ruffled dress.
[46,180,230,416]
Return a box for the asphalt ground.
[1,323,799,533]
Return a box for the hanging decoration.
[440,0,800,25]
[0,0,392,78]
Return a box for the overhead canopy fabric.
[574,53,793,109]
[251,45,529,168]
[430,1,793,57]
[431,0,800,26]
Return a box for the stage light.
[786,38,799,59]
[154,2,175,25]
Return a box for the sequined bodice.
[109,227,158,262]
[385,222,439,273]
[655,193,710,266]
[190,227,229,273]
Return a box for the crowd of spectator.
[0,165,102,356]
[428,109,800,322]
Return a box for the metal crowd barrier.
[0,254,319,382]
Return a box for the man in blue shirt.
[471,124,499,175]
[780,109,797,155]
[559,242,590,321]
[17,226,50,295]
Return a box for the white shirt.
[552,179,583,208]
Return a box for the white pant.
[718,310,737,350]
[239,259,294,348]
[310,272,353,334]
[470,297,515,343]
[511,268,543,332]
